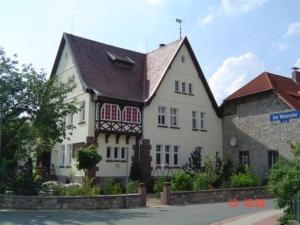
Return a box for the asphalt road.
[0,199,277,225]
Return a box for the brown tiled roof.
[51,33,219,115]
[224,72,300,110]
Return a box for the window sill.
[170,126,180,129]
[155,165,181,169]
[59,166,64,168]
[106,159,127,163]
[192,128,199,131]
[157,125,168,128]
[65,165,72,168]
[188,93,194,96]
[200,129,208,132]
[78,121,86,125]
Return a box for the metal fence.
[293,196,300,223]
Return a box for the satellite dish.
[230,136,237,147]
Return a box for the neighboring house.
[222,69,300,181]
[50,33,222,182]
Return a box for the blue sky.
[0,0,299,103]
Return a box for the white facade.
[50,37,222,181]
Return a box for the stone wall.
[0,184,146,210]
[161,183,272,205]
[222,92,300,180]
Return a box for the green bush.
[111,183,124,194]
[100,179,124,195]
[128,180,139,193]
[193,173,210,191]
[41,181,63,195]
[171,171,192,191]
[153,177,165,194]
[77,145,102,170]
[0,174,8,194]
[230,167,260,188]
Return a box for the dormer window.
[107,51,135,68]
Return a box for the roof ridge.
[146,37,184,55]
[264,72,275,90]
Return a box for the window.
[158,106,167,126]
[106,147,111,160]
[200,112,206,130]
[175,81,179,92]
[188,83,193,95]
[121,147,128,160]
[66,144,72,166]
[182,82,186,93]
[170,108,178,127]
[95,102,100,120]
[122,106,141,123]
[165,145,170,165]
[173,146,179,166]
[239,151,250,166]
[181,55,185,63]
[156,145,162,165]
[192,111,198,129]
[66,114,73,126]
[101,103,121,121]
[114,147,119,159]
[79,101,86,122]
[268,151,278,167]
[59,145,65,166]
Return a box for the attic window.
[107,51,135,68]
[181,55,185,63]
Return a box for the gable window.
[122,106,141,123]
[59,145,65,167]
[268,150,278,167]
[182,82,186,93]
[192,111,198,130]
[200,112,206,130]
[79,101,86,123]
[158,106,167,126]
[170,108,178,127]
[121,147,128,160]
[173,145,179,166]
[106,147,111,160]
[188,83,193,95]
[175,81,179,92]
[101,103,121,121]
[181,55,185,63]
[156,145,162,165]
[66,144,72,166]
[165,145,170,165]
[239,151,250,166]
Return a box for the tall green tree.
[0,48,78,163]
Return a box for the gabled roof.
[224,72,300,110]
[51,33,219,115]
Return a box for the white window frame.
[158,106,167,126]
[66,113,73,126]
[122,106,141,124]
[173,145,179,166]
[95,102,100,121]
[165,145,170,166]
[66,144,72,166]
[192,111,198,130]
[170,108,178,127]
[114,147,119,160]
[175,80,180,92]
[121,147,128,161]
[79,101,86,123]
[101,103,121,122]
[106,147,112,160]
[200,112,206,130]
[156,145,162,166]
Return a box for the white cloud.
[209,52,265,104]
[221,0,268,15]
[284,22,300,38]
[199,13,215,26]
[147,0,162,4]
[199,0,268,26]
[277,42,289,51]
[295,58,300,68]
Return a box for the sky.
[0,0,299,104]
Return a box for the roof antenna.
[175,18,184,39]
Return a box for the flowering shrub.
[41,181,63,195]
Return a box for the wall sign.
[270,110,300,123]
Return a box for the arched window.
[101,103,121,121]
[122,106,141,123]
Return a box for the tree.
[0,48,78,175]
[182,148,202,176]
[268,143,300,225]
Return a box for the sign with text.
[270,110,300,123]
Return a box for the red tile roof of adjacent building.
[224,71,300,110]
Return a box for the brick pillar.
[138,183,147,206]
[161,182,171,205]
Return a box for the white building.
[50,33,222,182]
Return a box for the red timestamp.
[228,198,265,208]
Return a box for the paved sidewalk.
[210,209,282,225]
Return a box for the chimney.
[159,43,166,48]
[292,67,300,85]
